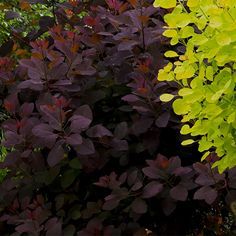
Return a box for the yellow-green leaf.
[173,99,190,115]
[163,29,178,38]
[180,124,191,135]
[216,34,231,46]
[201,151,210,161]
[164,51,179,58]
[153,0,176,8]
[187,0,199,7]
[160,93,175,102]
[178,88,193,96]
[181,139,195,145]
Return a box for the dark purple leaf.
[32,123,58,146]
[66,133,83,146]
[77,62,96,76]
[194,186,218,204]
[4,93,19,113]
[195,174,215,186]
[142,167,161,179]
[28,0,47,4]
[94,175,110,188]
[47,144,64,167]
[3,131,21,147]
[142,181,163,198]
[0,151,19,168]
[173,167,192,176]
[146,153,168,168]
[225,190,236,206]
[20,103,34,117]
[131,198,147,214]
[181,178,197,190]
[111,138,128,151]
[70,115,92,132]
[83,90,106,104]
[39,105,60,128]
[131,181,143,191]
[167,156,181,172]
[39,16,54,31]
[21,196,31,210]
[118,40,139,51]
[118,172,128,184]
[76,138,95,155]
[18,80,44,91]
[86,125,113,138]
[75,105,93,120]
[5,11,20,20]
[228,175,236,189]
[155,111,170,128]
[193,162,209,175]
[133,105,151,113]
[45,218,62,236]
[127,170,138,186]
[131,118,153,135]
[15,222,38,234]
[53,79,72,86]
[170,184,188,201]
[122,94,139,103]
[103,199,120,211]
[161,198,176,216]
[0,39,14,56]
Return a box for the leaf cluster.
[156,0,236,173]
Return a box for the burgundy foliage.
[0,0,235,235]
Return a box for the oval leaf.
[181,139,195,146]
[160,93,175,102]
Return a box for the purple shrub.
[0,0,235,235]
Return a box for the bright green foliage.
[154,0,177,8]
[160,93,175,102]
[156,0,236,173]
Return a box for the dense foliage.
[0,0,236,235]
[156,0,236,173]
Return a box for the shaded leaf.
[114,122,128,139]
[61,169,77,189]
[131,198,147,214]
[75,105,93,121]
[155,112,170,128]
[142,181,163,198]
[194,186,218,204]
[170,184,188,201]
[5,11,20,20]
[47,144,64,167]
[45,218,62,236]
[76,138,95,155]
[86,125,113,138]
[161,198,176,216]
[66,133,83,146]
[142,167,161,179]
[20,103,34,117]
[70,115,92,132]
[32,123,58,146]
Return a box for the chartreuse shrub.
[155,0,236,173]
